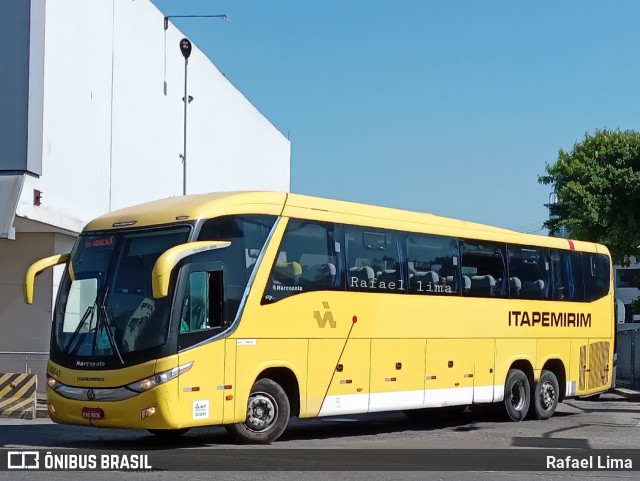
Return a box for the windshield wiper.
[64,302,97,354]
[100,304,124,365]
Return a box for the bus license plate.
[82,407,104,419]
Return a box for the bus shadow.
[279,408,499,442]
[0,404,592,449]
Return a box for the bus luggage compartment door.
[308,338,370,417]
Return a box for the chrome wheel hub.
[245,391,278,432]
[540,381,555,410]
[509,380,526,411]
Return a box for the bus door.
[176,261,227,425]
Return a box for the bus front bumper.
[46,384,181,430]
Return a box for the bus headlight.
[126,362,193,393]
[47,375,62,391]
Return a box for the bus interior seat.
[519,261,545,298]
[470,275,496,296]
[272,261,302,286]
[410,270,439,291]
[300,263,336,288]
[460,275,471,294]
[349,266,375,286]
[509,277,522,297]
[377,269,400,289]
[407,261,417,276]
[521,279,545,298]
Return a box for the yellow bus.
[25,192,614,443]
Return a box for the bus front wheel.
[503,369,530,421]
[226,378,290,444]
[532,370,559,420]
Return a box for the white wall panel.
[16,0,290,229]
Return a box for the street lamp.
[180,38,192,196]
[163,14,229,195]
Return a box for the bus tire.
[226,378,290,444]
[532,370,559,420]
[503,369,530,421]
[147,428,190,438]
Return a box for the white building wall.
[16,0,291,231]
[0,0,290,388]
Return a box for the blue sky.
[151,0,640,234]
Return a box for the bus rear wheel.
[226,378,290,444]
[503,369,530,421]
[532,370,559,420]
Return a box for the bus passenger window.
[263,220,342,303]
[551,250,585,301]
[346,227,405,293]
[508,246,550,300]
[406,234,460,295]
[460,241,507,298]
[584,253,610,301]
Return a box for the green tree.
[538,129,640,264]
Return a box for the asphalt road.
[0,393,639,481]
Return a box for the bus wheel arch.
[503,360,534,422]
[540,359,566,402]
[256,367,300,417]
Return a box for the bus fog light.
[49,404,56,414]
[141,407,156,419]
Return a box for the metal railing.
[616,324,640,389]
[0,351,49,395]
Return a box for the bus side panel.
[535,338,570,380]
[494,338,537,401]
[369,339,425,412]
[308,339,370,417]
[471,339,496,403]
[223,339,237,424]
[177,340,226,426]
[424,339,475,407]
[233,338,308,424]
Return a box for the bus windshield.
[52,227,191,365]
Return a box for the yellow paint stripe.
[0,374,21,398]
[2,397,33,415]
[0,373,16,397]
[0,379,36,410]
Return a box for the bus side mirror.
[616,298,626,324]
[24,253,71,304]
[152,241,231,299]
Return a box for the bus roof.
[84,191,607,254]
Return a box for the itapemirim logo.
[313,301,336,328]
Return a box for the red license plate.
[82,407,104,419]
